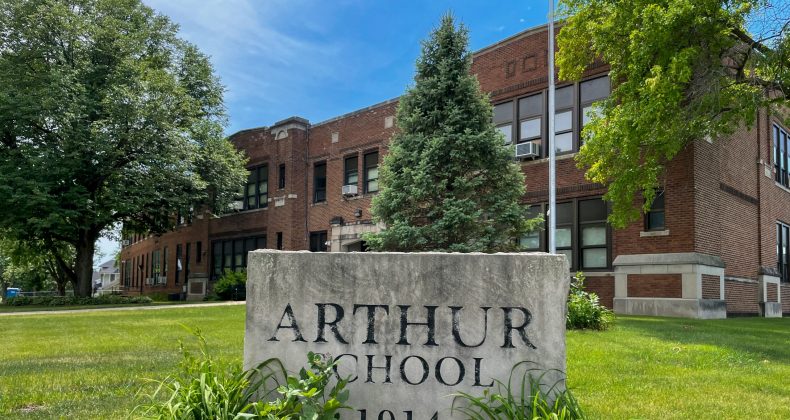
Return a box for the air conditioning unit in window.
[145,277,154,285]
[231,200,244,211]
[515,142,540,159]
[342,184,358,197]
[122,239,130,246]
[157,276,167,285]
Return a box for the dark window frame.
[211,235,267,280]
[309,231,328,252]
[517,93,544,151]
[578,199,609,270]
[344,155,359,186]
[774,123,789,188]
[779,221,789,283]
[244,165,269,210]
[313,161,327,203]
[493,101,514,145]
[276,232,283,250]
[363,151,379,194]
[278,164,286,189]
[523,197,612,271]
[579,75,611,147]
[645,190,666,231]
[175,244,182,285]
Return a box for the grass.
[0,307,788,419]
[0,301,205,314]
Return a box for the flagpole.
[547,0,557,255]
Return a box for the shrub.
[2,295,152,306]
[567,272,614,330]
[134,330,284,420]
[252,351,351,419]
[452,362,585,419]
[135,332,351,419]
[214,270,247,301]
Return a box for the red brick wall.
[724,279,759,314]
[766,282,779,303]
[585,276,614,309]
[702,274,721,300]
[783,287,790,314]
[627,274,682,298]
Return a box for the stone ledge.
[613,297,727,319]
[640,230,670,237]
[613,252,725,268]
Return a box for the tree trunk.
[74,233,96,298]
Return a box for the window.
[519,205,544,250]
[278,164,286,189]
[494,101,514,144]
[775,124,789,188]
[344,155,358,186]
[314,162,327,203]
[579,199,608,269]
[518,93,543,152]
[556,202,574,266]
[175,244,182,284]
[196,241,202,264]
[522,197,610,270]
[162,246,168,278]
[276,232,283,250]
[553,85,574,153]
[779,222,789,282]
[245,165,268,210]
[364,151,379,193]
[580,76,610,145]
[211,236,266,279]
[185,243,191,282]
[645,190,666,231]
[123,260,131,287]
[152,250,161,282]
[310,231,328,252]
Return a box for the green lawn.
[0,301,201,313]
[0,307,788,419]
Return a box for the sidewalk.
[0,301,245,317]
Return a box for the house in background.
[93,258,120,295]
[119,22,788,317]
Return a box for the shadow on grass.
[619,316,790,363]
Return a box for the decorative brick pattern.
[766,282,779,303]
[627,274,682,298]
[724,280,759,314]
[702,274,721,300]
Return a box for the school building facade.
[119,24,789,318]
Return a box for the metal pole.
[547,0,557,254]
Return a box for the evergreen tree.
[366,15,539,252]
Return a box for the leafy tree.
[557,0,790,227]
[0,234,73,295]
[0,0,248,296]
[366,15,540,252]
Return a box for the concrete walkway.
[0,301,245,317]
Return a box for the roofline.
[228,21,559,136]
[472,21,555,58]
[310,97,401,128]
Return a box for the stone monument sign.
[244,251,569,419]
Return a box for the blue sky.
[98,1,552,261]
[143,0,552,134]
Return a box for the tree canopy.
[0,0,248,296]
[366,15,540,252]
[557,0,790,227]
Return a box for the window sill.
[775,182,790,195]
[640,229,670,237]
[311,201,329,207]
[220,207,268,218]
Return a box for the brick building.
[119,24,788,318]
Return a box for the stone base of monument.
[244,251,570,419]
